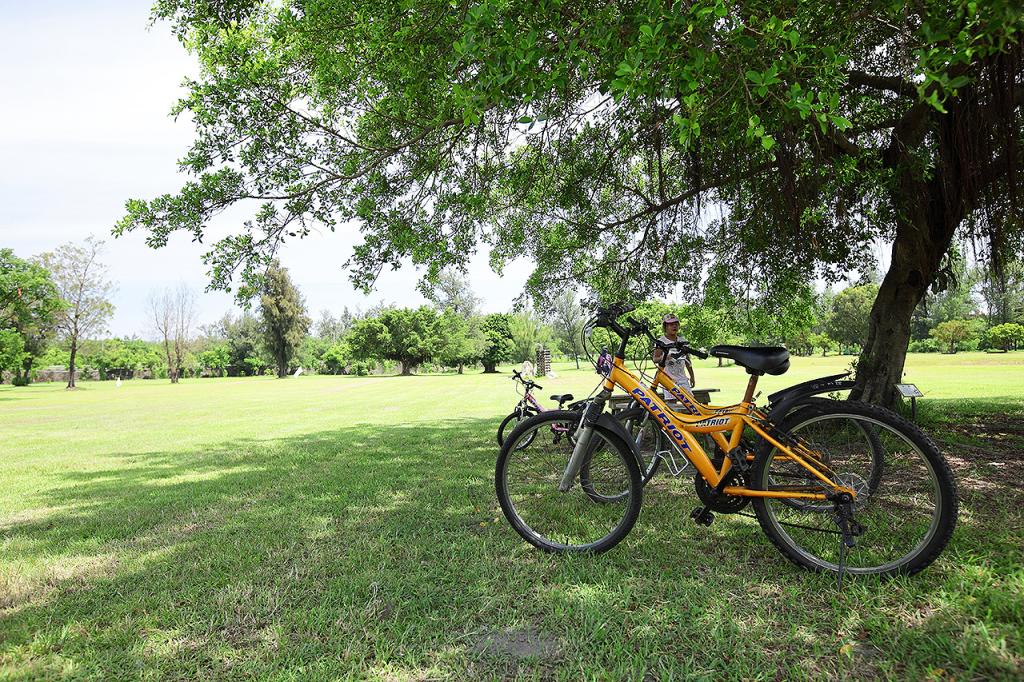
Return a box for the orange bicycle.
[495,304,957,581]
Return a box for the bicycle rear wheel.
[769,397,885,504]
[616,407,663,485]
[753,400,957,577]
[496,410,641,553]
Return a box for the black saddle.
[550,393,575,406]
[709,345,790,376]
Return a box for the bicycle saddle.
[550,393,574,405]
[709,345,790,375]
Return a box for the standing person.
[653,313,696,392]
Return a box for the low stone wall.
[33,367,101,383]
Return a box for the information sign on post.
[895,383,923,420]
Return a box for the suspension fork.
[558,388,611,491]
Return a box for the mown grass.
[1,354,1022,679]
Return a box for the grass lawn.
[1,353,1022,679]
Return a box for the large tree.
[546,290,586,369]
[479,313,514,373]
[433,309,478,373]
[207,311,271,375]
[427,271,482,373]
[930,319,975,354]
[36,238,114,389]
[977,258,1024,325]
[1,249,64,384]
[347,306,446,375]
[118,1,1024,407]
[826,284,879,354]
[509,306,554,364]
[425,271,482,319]
[0,329,26,381]
[149,285,197,383]
[260,261,310,377]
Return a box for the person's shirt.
[657,335,692,390]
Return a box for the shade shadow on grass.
[1,415,1021,679]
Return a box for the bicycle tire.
[496,407,539,446]
[495,410,642,553]
[752,400,957,577]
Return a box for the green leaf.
[830,115,853,131]
[745,70,763,85]
[761,134,775,151]
[640,25,653,39]
[947,75,970,89]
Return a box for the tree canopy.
[479,313,514,373]
[826,284,879,352]
[118,0,1023,405]
[347,306,450,375]
[260,261,310,377]
[0,249,64,383]
[36,238,114,388]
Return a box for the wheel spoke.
[498,411,641,552]
[755,403,955,577]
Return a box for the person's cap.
[662,313,680,325]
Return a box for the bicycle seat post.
[742,374,759,404]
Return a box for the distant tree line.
[4,242,1022,385]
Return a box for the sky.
[0,1,535,338]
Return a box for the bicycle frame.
[603,355,850,502]
[514,389,545,414]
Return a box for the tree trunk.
[162,339,176,383]
[852,164,961,407]
[482,361,497,373]
[573,352,580,370]
[67,340,77,389]
[458,362,464,374]
[400,361,414,376]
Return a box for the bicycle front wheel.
[753,400,957,577]
[496,410,641,553]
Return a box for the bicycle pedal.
[690,507,714,527]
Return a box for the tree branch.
[599,160,777,229]
[847,70,916,98]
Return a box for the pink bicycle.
[496,369,584,446]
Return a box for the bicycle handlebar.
[593,306,709,361]
[651,335,709,360]
[510,368,542,390]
